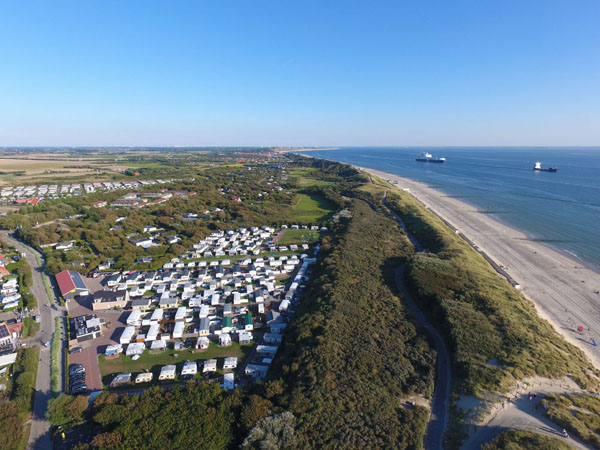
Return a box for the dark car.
[71,386,87,395]
[69,347,83,354]
[70,375,86,383]
[69,368,85,376]
[11,255,20,262]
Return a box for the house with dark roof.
[92,290,129,311]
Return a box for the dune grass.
[543,393,600,448]
[381,185,598,396]
[482,429,573,450]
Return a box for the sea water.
[297,147,600,271]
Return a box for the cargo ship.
[533,161,558,172]
[416,152,446,163]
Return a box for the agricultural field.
[0,157,122,185]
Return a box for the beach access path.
[363,168,600,371]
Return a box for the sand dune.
[364,167,600,370]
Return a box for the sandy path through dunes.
[364,168,600,370]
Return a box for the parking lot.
[66,275,126,392]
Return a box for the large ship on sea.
[533,161,558,172]
[416,152,446,163]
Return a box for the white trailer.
[119,326,135,345]
[126,310,141,327]
[173,321,184,339]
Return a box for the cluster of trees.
[70,383,296,450]
[266,198,435,448]
[385,191,598,396]
[0,347,39,450]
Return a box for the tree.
[241,395,271,430]
[47,394,88,429]
[243,411,296,450]
[0,399,22,450]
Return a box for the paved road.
[381,191,451,450]
[1,232,62,450]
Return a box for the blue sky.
[1,0,599,146]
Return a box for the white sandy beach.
[363,167,600,370]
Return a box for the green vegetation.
[383,189,598,397]
[0,347,39,450]
[51,317,62,394]
[46,394,88,431]
[80,384,241,449]
[481,429,573,450]
[268,198,435,448]
[99,342,253,387]
[290,192,335,222]
[277,229,322,246]
[543,393,600,447]
[21,317,40,338]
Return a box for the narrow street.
[1,232,63,450]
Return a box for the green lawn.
[289,168,331,187]
[278,229,322,245]
[22,317,40,338]
[99,341,253,387]
[291,192,335,222]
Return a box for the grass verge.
[21,317,40,338]
[50,317,61,394]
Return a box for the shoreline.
[292,151,600,369]
[277,147,340,153]
[362,166,600,370]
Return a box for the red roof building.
[55,270,89,300]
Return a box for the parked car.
[69,347,83,354]
[71,386,87,395]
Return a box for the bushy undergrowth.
[385,191,598,396]
[482,429,573,450]
[270,198,436,448]
[543,393,600,448]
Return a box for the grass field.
[291,192,335,222]
[289,167,331,187]
[278,229,322,245]
[99,341,253,387]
